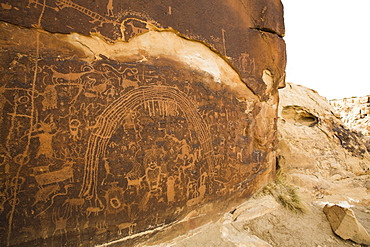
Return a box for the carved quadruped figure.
[35,184,73,217]
[63,197,85,214]
[126,21,148,38]
[120,18,160,41]
[32,184,60,206]
[48,65,92,84]
[86,205,104,217]
[125,168,145,194]
[117,221,137,236]
[117,211,138,235]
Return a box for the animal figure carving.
[125,169,144,194]
[117,222,136,235]
[126,21,148,38]
[32,184,60,206]
[49,65,92,83]
[63,198,85,213]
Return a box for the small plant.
[257,169,306,213]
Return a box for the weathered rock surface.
[0,0,285,246]
[130,83,370,247]
[277,83,370,193]
[323,204,370,245]
[274,82,370,245]
[330,96,370,152]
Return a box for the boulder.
[323,204,370,245]
[0,0,285,246]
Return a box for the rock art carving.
[0,0,286,245]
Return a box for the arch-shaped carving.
[79,85,215,201]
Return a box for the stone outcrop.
[277,83,370,196]
[123,83,370,247]
[323,204,370,245]
[330,96,370,152]
[0,1,285,246]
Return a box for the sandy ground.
[140,174,370,247]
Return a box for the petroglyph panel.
[0,0,285,246]
[0,45,263,246]
[0,0,286,97]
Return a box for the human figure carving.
[166,176,175,202]
[52,206,71,236]
[32,118,58,159]
[145,157,162,196]
[175,139,194,164]
[106,0,114,16]
[238,53,255,74]
[42,85,57,111]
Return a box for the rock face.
[323,204,370,245]
[121,84,370,247]
[0,1,285,246]
[277,83,370,193]
[330,96,370,152]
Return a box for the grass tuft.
[256,169,306,213]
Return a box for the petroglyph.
[106,0,114,17]
[0,1,285,242]
[52,206,71,236]
[55,0,120,27]
[34,167,73,186]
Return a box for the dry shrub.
[257,170,306,213]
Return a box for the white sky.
[282,0,370,100]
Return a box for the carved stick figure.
[166,176,175,202]
[69,119,81,141]
[33,120,58,159]
[145,160,161,195]
[42,84,57,111]
[52,206,71,236]
[106,0,114,16]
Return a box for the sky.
[282,0,370,100]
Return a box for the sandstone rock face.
[323,204,370,245]
[330,96,370,152]
[277,83,370,191]
[0,1,285,246]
